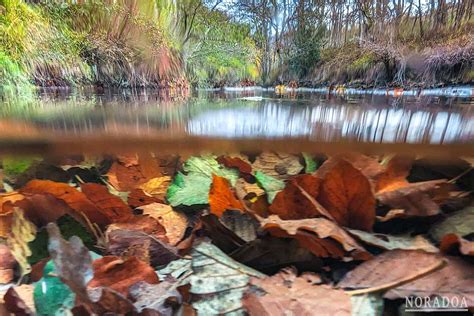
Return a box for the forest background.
[0,0,473,89]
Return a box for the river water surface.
[1,88,473,156]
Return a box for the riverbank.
[201,85,474,98]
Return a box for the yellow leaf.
[7,208,36,278]
[139,176,172,200]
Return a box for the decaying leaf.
[138,202,188,246]
[231,236,323,275]
[80,183,134,223]
[7,208,36,278]
[260,215,370,260]
[129,279,182,315]
[316,158,375,231]
[106,153,167,192]
[209,175,243,217]
[3,286,35,316]
[350,294,384,316]
[217,155,253,179]
[347,229,439,253]
[189,242,265,315]
[128,188,163,208]
[88,256,160,297]
[47,223,135,314]
[106,228,180,267]
[47,222,93,304]
[439,234,474,256]
[376,180,448,218]
[235,178,265,201]
[430,206,474,242]
[220,209,259,242]
[339,250,474,307]
[0,191,24,237]
[254,171,285,203]
[0,244,15,284]
[106,215,168,241]
[252,152,303,180]
[269,174,321,219]
[243,267,352,316]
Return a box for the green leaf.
[254,171,285,203]
[183,155,239,185]
[166,156,239,207]
[302,153,318,173]
[167,172,211,207]
[429,207,474,242]
[34,261,75,316]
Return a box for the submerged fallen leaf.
[0,244,15,283]
[139,176,172,201]
[235,178,265,200]
[189,242,265,315]
[21,180,111,227]
[243,267,351,316]
[347,229,438,253]
[269,174,321,219]
[106,228,180,267]
[376,180,448,218]
[0,192,24,237]
[129,279,182,315]
[167,172,211,207]
[439,234,474,256]
[106,153,167,192]
[80,183,134,223]
[316,158,376,231]
[7,208,36,278]
[339,250,474,307]
[260,215,370,260]
[3,286,35,316]
[88,256,160,297]
[47,223,134,314]
[127,188,163,208]
[217,155,253,179]
[429,206,474,242]
[254,171,285,203]
[252,152,303,180]
[209,175,243,217]
[138,202,188,246]
[167,156,239,207]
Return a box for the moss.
[2,156,39,177]
[463,69,474,82]
[349,53,376,74]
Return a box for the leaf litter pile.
[0,152,473,315]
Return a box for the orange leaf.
[269,174,321,219]
[80,183,134,223]
[316,159,376,231]
[20,180,132,227]
[88,256,159,297]
[209,175,243,217]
